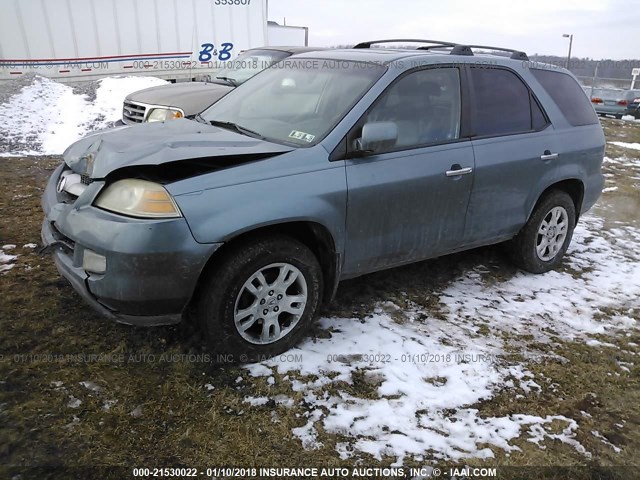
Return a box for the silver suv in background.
[120,46,323,125]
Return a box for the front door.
[342,67,475,275]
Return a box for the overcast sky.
[267,0,639,60]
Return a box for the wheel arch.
[531,178,584,223]
[189,221,341,311]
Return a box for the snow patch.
[292,409,324,450]
[608,141,640,151]
[592,430,621,453]
[79,381,102,393]
[244,214,638,461]
[0,75,167,156]
[0,251,18,274]
[244,396,270,407]
[441,216,640,342]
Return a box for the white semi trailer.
[267,21,308,47]
[0,0,307,84]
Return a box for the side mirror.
[355,122,398,154]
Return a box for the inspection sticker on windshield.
[289,130,315,143]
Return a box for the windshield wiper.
[215,76,238,87]
[209,120,265,139]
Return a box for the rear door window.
[531,69,599,126]
[469,67,546,137]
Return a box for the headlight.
[94,179,182,218]
[147,107,184,123]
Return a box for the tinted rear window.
[469,67,547,137]
[531,69,598,126]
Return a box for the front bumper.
[41,164,222,326]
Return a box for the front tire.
[195,235,323,362]
[508,191,576,273]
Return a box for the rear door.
[463,66,556,246]
[342,66,475,275]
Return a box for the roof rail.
[416,44,473,56]
[353,39,458,49]
[354,39,528,60]
[460,45,529,61]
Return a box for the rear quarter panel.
[536,124,605,214]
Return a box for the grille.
[123,101,147,124]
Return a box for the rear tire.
[508,191,576,274]
[195,235,322,363]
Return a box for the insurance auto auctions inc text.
[206,466,497,478]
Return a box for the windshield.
[214,49,290,85]
[202,59,386,147]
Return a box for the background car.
[120,46,323,125]
[587,87,640,118]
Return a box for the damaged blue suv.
[42,40,605,361]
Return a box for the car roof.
[291,48,530,66]
[289,48,432,65]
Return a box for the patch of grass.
[469,333,640,469]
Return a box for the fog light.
[83,249,106,274]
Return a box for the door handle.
[540,151,559,161]
[445,167,473,177]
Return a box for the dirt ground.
[0,118,639,480]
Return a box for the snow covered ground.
[0,75,167,156]
[242,214,639,462]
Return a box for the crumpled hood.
[63,119,294,179]
[126,82,234,116]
